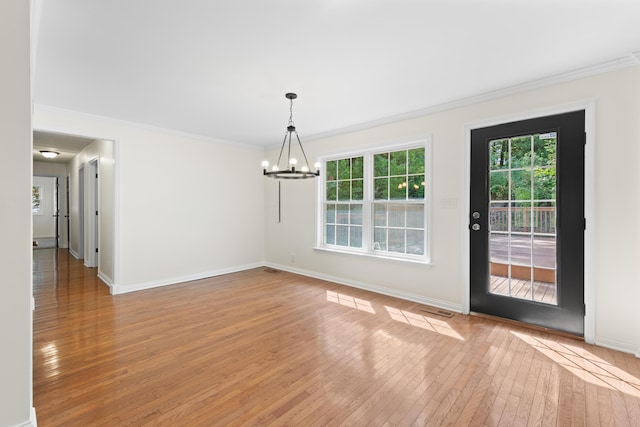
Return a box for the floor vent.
[420,307,455,318]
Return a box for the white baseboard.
[97,271,113,287]
[110,262,264,295]
[68,248,80,259]
[265,262,463,313]
[13,407,37,427]
[595,336,640,357]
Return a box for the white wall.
[66,139,115,282]
[265,65,640,356]
[34,161,69,248]
[34,109,266,294]
[0,1,34,426]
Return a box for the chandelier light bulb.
[289,158,297,166]
[272,165,279,171]
[314,162,321,169]
[261,160,269,168]
[301,165,309,172]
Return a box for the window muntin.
[320,143,429,262]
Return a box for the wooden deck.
[33,248,640,426]
[490,234,556,269]
[490,275,558,305]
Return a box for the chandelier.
[262,93,320,179]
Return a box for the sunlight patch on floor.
[326,290,376,314]
[512,331,640,397]
[385,306,464,341]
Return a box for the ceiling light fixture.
[40,150,59,159]
[262,93,320,179]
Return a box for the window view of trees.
[323,145,428,259]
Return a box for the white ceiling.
[34,0,640,148]
[33,131,95,164]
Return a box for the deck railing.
[490,206,555,234]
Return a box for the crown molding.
[33,104,262,151]
[304,53,640,143]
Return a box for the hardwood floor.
[33,249,640,426]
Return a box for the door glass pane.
[488,134,557,305]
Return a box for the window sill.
[313,246,432,266]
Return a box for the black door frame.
[462,103,595,343]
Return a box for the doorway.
[469,110,585,336]
[32,176,58,248]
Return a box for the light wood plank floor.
[34,249,640,426]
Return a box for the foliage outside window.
[320,142,429,262]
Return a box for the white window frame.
[316,137,432,264]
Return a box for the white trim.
[68,248,81,260]
[304,55,637,143]
[315,138,432,264]
[462,100,596,343]
[595,336,640,357]
[265,261,462,313]
[34,104,261,151]
[97,271,113,287]
[12,407,37,427]
[110,262,264,295]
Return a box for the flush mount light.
[40,150,59,159]
[262,93,320,179]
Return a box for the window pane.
[406,230,424,255]
[534,133,556,167]
[336,225,349,246]
[406,204,424,228]
[352,156,364,179]
[373,228,387,251]
[534,201,556,234]
[511,170,531,200]
[512,202,532,233]
[374,204,387,226]
[510,136,532,168]
[390,177,406,200]
[336,204,349,224]
[408,174,425,199]
[350,226,362,248]
[338,158,351,180]
[388,229,405,253]
[489,202,508,232]
[374,153,388,177]
[388,205,405,227]
[490,139,509,170]
[326,181,337,201]
[338,181,351,201]
[390,150,407,175]
[534,167,556,201]
[490,171,509,201]
[326,204,336,224]
[351,204,363,225]
[408,147,425,174]
[374,178,388,200]
[352,179,364,200]
[326,225,335,245]
[326,160,337,180]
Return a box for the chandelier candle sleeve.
[262,93,320,179]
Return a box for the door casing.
[461,101,595,343]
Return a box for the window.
[319,140,430,262]
[32,186,42,214]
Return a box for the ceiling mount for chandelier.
[262,93,320,179]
